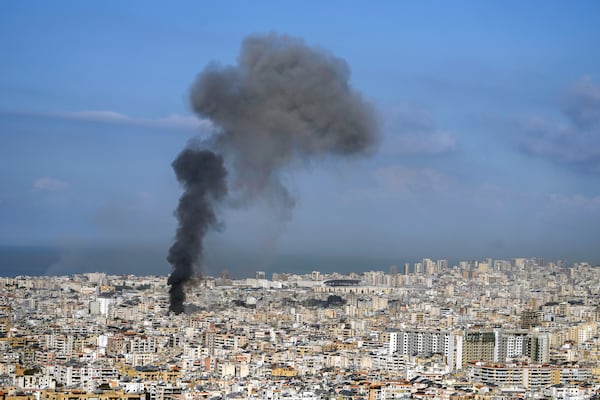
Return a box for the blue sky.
[1,1,600,275]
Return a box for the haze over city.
[1,1,600,277]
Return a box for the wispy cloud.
[363,166,519,206]
[373,165,455,194]
[33,177,69,191]
[2,109,214,133]
[563,76,600,130]
[347,163,600,221]
[383,104,457,155]
[54,110,212,132]
[511,76,600,174]
[343,165,458,203]
[549,193,600,211]
[88,191,174,243]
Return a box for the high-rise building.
[255,271,266,280]
[0,305,12,338]
[436,259,448,272]
[461,330,495,365]
[389,329,458,370]
[520,309,541,329]
[494,329,530,362]
[478,259,490,273]
[529,332,550,363]
[533,257,544,267]
[423,258,435,276]
[414,263,423,275]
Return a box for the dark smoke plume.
[167,33,379,313]
[191,33,379,205]
[167,148,227,314]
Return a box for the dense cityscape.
[3,1,600,400]
[1,258,599,399]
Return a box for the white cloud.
[390,131,457,155]
[57,110,129,123]
[342,165,458,203]
[511,77,600,174]
[1,109,214,133]
[345,163,541,210]
[548,193,600,211]
[53,110,213,132]
[365,164,600,215]
[564,76,600,129]
[382,104,457,155]
[33,177,69,191]
[373,165,454,194]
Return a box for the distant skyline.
[0,245,588,279]
[1,1,600,276]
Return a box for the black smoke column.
[167,148,227,314]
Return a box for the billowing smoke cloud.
[168,33,379,313]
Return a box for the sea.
[0,245,414,278]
